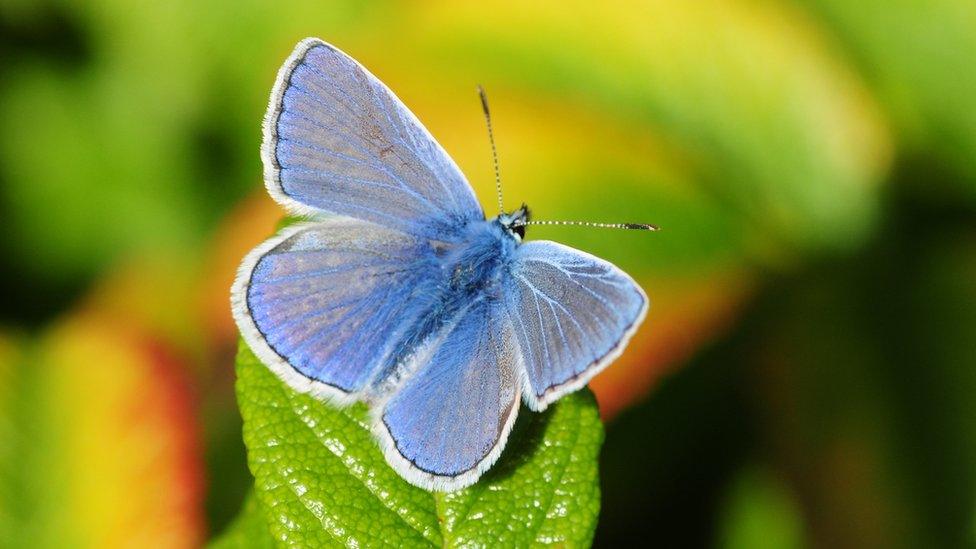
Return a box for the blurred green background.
[1,0,975,547]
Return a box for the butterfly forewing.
[264,38,484,239]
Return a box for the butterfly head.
[495,204,530,241]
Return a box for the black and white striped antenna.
[478,85,505,215]
[512,219,659,231]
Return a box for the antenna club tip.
[477,85,490,114]
[625,223,660,231]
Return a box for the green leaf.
[235,339,604,547]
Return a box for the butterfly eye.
[512,224,526,240]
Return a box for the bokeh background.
[1,1,975,547]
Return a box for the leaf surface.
[235,340,603,547]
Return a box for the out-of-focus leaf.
[801,0,976,190]
[0,0,379,284]
[397,0,892,255]
[0,64,204,283]
[0,332,23,546]
[83,256,203,366]
[0,313,205,548]
[236,339,603,547]
[78,255,253,533]
[716,466,807,549]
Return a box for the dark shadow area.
[596,154,976,547]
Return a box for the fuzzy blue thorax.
[442,219,518,300]
[369,217,520,389]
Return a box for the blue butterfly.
[231,38,649,491]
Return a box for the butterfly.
[231,37,650,492]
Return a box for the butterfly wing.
[263,38,484,239]
[376,299,522,491]
[231,218,441,404]
[504,241,648,411]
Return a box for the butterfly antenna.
[478,85,505,215]
[512,219,660,231]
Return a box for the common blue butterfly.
[231,38,650,491]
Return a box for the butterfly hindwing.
[264,38,484,240]
[377,298,522,491]
[231,218,440,403]
[504,241,648,411]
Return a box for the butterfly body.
[443,217,516,295]
[233,38,648,491]
[362,214,519,393]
